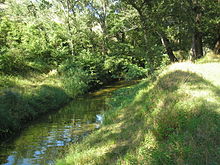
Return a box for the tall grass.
[0,73,70,139]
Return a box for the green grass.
[57,54,220,165]
[0,71,71,139]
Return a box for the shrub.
[61,67,90,97]
[123,63,148,80]
[76,50,108,87]
[0,48,29,74]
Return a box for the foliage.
[122,0,219,60]
[59,50,148,97]
[0,48,29,74]
[60,65,91,97]
[123,63,147,80]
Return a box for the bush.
[0,48,29,74]
[59,51,110,95]
[123,63,148,80]
[60,51,148,96]
[104,56,126,79]
[104,56,148,80]
[76,50,108,87]
[61,67,90,97]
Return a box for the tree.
[122,0,179,62]
[124,0,220,61]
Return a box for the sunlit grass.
[197,51,220,63]
[0,70,63,90]
[57,54,220,164]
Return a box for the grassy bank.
[0,61,146,139]
[0,53,148,139]
[0,72,71,139]
[57,55,220,164]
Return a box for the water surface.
[0,81,136,165]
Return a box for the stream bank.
[0,81,137,165]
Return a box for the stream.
[0,81,136,165]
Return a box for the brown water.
[0,81,136,165]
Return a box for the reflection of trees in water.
[0,94,108,165]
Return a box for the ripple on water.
[0,81,137,165]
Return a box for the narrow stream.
[0,81,136,165]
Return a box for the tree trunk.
[100,0,108,55]
[214,35,220,54]
[65,0,74,56]
[161,36,178,62]
[191,1,203,60]
[191,30,203,59]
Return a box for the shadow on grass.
[60,70,220,165]
[0,76,19,91]
[136,70,220,164]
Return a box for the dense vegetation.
[0,0,219,158]
[57,53,220,164]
